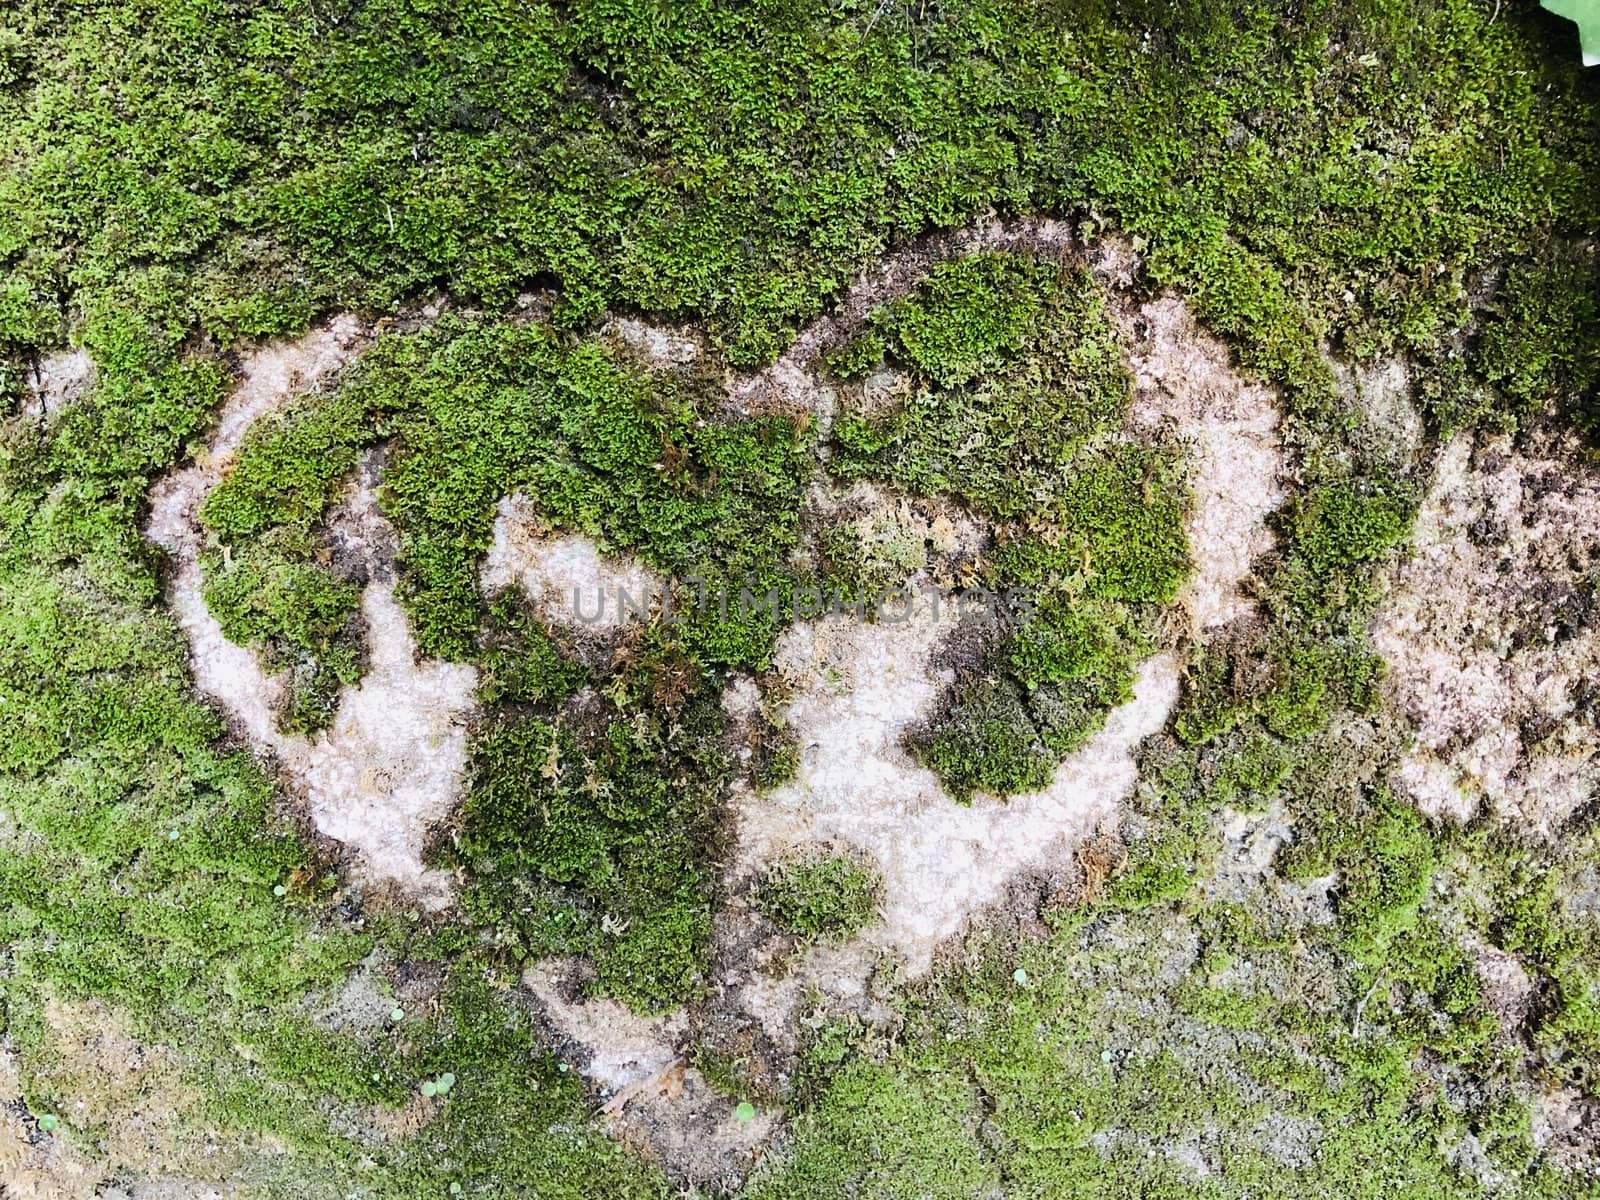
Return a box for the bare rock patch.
[480,494,668,636]
[524,960,776,1188]
[1375,424,1600,834]
[19,347,94,421]
[1119,294,1289,634]
[0,998,264,1199]
[734,614,1180,978]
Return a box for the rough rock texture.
[19,347,94,420]
[481,494,668,634]
[0,999,261,1200]
[1375,423,1600,834]
[134,224,1297,1186]
[524,960,776,1188]
[1119,294,1288,635]
[738,617,1179,975]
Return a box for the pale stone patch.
[1253,1115,1324,1169]
[1392,754,1477,824]
[0,998,264,1199]
[20,347,94,420]
[1449,1132,1510,1191]
[721,674,764,722]
[1205,802,1299,908]
[707,249,1286,1080]
[736,616,1179,975]
[603,316,702,367]
[313,952,404,1036]
[717,935,896,1053]
[524,960,776,1186]
[299,581,475,908]
[480,494,667,634]
[146,320,475,907]
[1374,428,1600,835]
[145,317,371,752]
[524,960,686,1093]
[1122,295,1289,633]
[298,453,477,907]
[1163,1139,1214,1180]
[1533,1084,1600,1174]
[1333,354,1425,471]
[1468,939,1536,1034]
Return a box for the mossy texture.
[5,0,1600,1194]
[833,257,1184,798]
[759,850,884,942]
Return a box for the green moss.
[1473,244,1600,433]
[378,971,671,1196]
[1260,640,1386,741]
[753,889,1540,1200]
[451,678,726,1012]
[474,594,590,709]
[759,850,883,942]
[8,0,1600,1189]
[1304,793,1438,961]
[201,541,361,732]
[755,735,802,790]
[199,388,369,544]
[821,332,887,381]
[915,674,1054,802]
[1278,478,1416,619]
[993,444,1190,605]
[192,315,821,1015]
[835,258,1131,522]
[1466,836,1600,1087]
[1177,635,1386,748]
[748,1057,997,1200]
[877,254,1058,388]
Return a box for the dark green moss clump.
[834,257,1131,522]
[820,332,886,381]
[452,673,727,1012]
[759,850,882,942]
